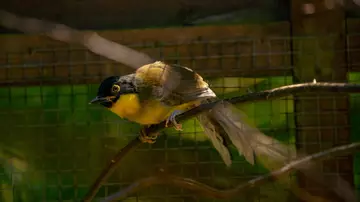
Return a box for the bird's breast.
[109,94,173,125]
[132,100,174,125]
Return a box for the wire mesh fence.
[0,31,358,202]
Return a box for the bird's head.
[89,76,138,108]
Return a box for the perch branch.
[146,82,360,133]
[82,82,360,202]
[101,142,360,202]
[0,10,155,68]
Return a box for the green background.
[0,75,357,201]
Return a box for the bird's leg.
[165,110,184,131]
[139,125,159,144]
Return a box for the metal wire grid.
[287,35,356,195]
[0,89,293,201]
[0,35,355,202]
[0,36,293,86]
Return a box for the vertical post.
[290,0,354,200]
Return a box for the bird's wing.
[135,61,216,106]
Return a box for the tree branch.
[146,82,360,133]
[0,10,155,68]
[82,82,360,202]
[100,142,360,202]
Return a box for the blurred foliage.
[0,76,298,202]
[348,72,360,198]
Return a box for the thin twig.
[101,142,360,202]
[82,138,142,202]
[82,82,360,202]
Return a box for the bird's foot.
[165,110,183,131]
[139,126,159,144]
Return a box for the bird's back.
[135,61,216,106]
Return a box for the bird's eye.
[111,84,121,94]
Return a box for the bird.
[89,61,294,167]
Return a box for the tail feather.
[197,112,232,166]
[199,100,296,166]
[197,101,357,202]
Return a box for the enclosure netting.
[0,35,357,201]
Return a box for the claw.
[139,127,159,144]
[165,110,183,131]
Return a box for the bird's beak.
[89,96,109,104]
